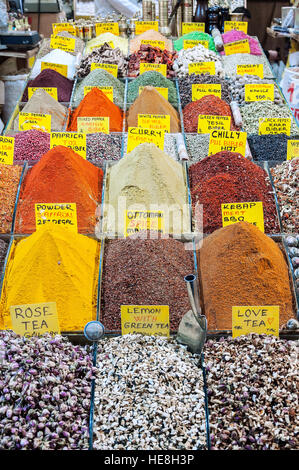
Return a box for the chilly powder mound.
[0,164,22,233]
[0,226,100,331]
[189,151,280,234]
[67,87,123,132]
[126,87,181,133]
[101,237,194,331]
[198,221,294,330]
[21,69,74,102]
[183,95,236,132]
[15,145,103,234]
[10,129,50,164]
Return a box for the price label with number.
[50,132,86,159]
[259,118,291,136]
[245,84,274,102]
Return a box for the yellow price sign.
[259,118,291,136]
[135,21,159,35]
[192,83,221,101]
[53,22,77,35]
[183,39,209,49]
[198,115,231,134]
[90,63,118,77]
[41,61,68,77]
[287,139,299,160]
[245,83,274,102]
[0,136,14,165]
[224,21,248,34]
[140,62,167,77]
[121,305,169,337]
[19,112,51,133]
[237,64,263,79]
[10,302,60,338]
[77,116,110,134]
[35,203,78,232]
[84,86,113,102]
[50,35,75,52]
[124,210,165,237]
[50,132,86,159]
[188,62,215,76]
[209,130,247,157]
[182,22,205,35]
[224,39,250,55]
[95,22,119,36]
[138,114,170,133]
[139,86,168,101]
[141,39,165,50]
[221,201,264,232]
[127,127,165,153]
[28,87,58,101]
[232,306,279,338]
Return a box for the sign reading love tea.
[127,127,165,153]
[121,305,169,337]
[232,306,279,338]
[50,132,86,159]
[221,201,264,232]
[198,115,231,134]
[10,302,60,338]
[35,203,78,232]
[209,130,247,156]
[0,136,14,165]
[182,22,205,35]
[19,112,51,133]
[138,114,170,132]
[124,210,165,237]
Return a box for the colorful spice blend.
[67,87,123,132]
[101,237,194,331]
[183,95,236,133]
[15,146,103,234]
[0,226,100,331]
[126,87,181,133]
[86,133,122,165]
[0,164,22,233]
[178,73,231,108]
[220,30,262,55]
[198,221,294,330]
[128,44,177,78]
[189,151,280,234]
[21,69,74,103]
[77,43,128,79]
[9,130,50,164]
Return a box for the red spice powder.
[189,151,280,234]
[183,95,237,133]
[15,145,103,234]
[67,87,123,132]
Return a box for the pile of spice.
[174,31,216,52]
[101,238,194,331]
[126,87,181,133]
[205,334,298,450]
[247,134,299,161]
[127,70,178,108]
[0,331,95,450]
[86,133,122,165]
[185,133,210,162]
[129,29,173,53]
[13,89,68,131]
[38,31,85,57]
[77,43,128,78]
[0,239,8,273]
[15,146,103,234]
[93,335,206,450]
[0,164,22,233]
[30,49,77,80]
[222,53,274,78]
[9,130,50,164]
[173,45,224,78]
[128,45,177,78]
[67,87,123,132]
[198,222,294,330]
[240,102,299,135]
[220,30,262,55]
[189,151,280,233]
[85,32,128,56]
[270,158,299,234]
[21,69,74,103]
[229,74,284,106]
[73,68,125,108]
[178,73,231,108]
[123,133,178,160]
[183,95,236,133]
[104,143,190,234]
[0,226,100,331]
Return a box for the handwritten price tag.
[224,21,248,33]
[183,39,209,49]
[182,22,205,35]
[140,63,167,77]
[138,114,170,132]
[10,302,60,338]
[77,116,110,134]
[0,136,14,165]
[209,130,247,157]
[135,21,158,35]
[50,35,75,52]
[90,63,118,77]
[259,118,291,136]
[192,83,221,101]
[95,22,119,35]
[127,127,165,153]
[50,132,86,159]
[237,64,263,79]
[121,305,169,337]
[224,39,250,55]
[245,84,274,102]
[221,201,264,232]
[198,115,231,134]
[232,306,279,337]
[287,139,299,160]
[41,62,68,77]
[35,203,78,232]
[141,39,165,50]
[84,86,113,102]
[188,62,215,75]
[19,112,51,133]
[124,210,165,237]
[28,87,58,101]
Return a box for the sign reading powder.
[35,203,78,231]
[124,210,165,237]
[221,201,264,232]
[232,306,279,338]
[209,130,247,156]
[0,136,14,165]
[127,127,165,153]
[10,302,60,338]
[50,132,86,159]
[19,112,51,133]
[121,305,169,336]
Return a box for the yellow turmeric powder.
[0,226,100,331]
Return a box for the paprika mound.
[67,87,123,132]
[15,145,103,234]
[198,222,294,330]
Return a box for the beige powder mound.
[129,29,173,53]
[13,89,68,131]
[126,86,181,133]
[104,143,190,235]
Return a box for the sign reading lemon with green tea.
[0,136,14,165]
[138,114,170,133]
[124,210,165,237]
[50,132,86,159]
[50,35,75,52]
[287,139,299,160]
[232,306,279,338]
[209,130,247,157]
[19,112,51,133]
[127,127,165,153]
[259,118,291,136]
[221,201,264,232]
[35,203,78,232]
[10,302,60,338]
[121,305,169,337]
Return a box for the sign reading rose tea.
[10,302,60,338]
[121,305,169,336]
